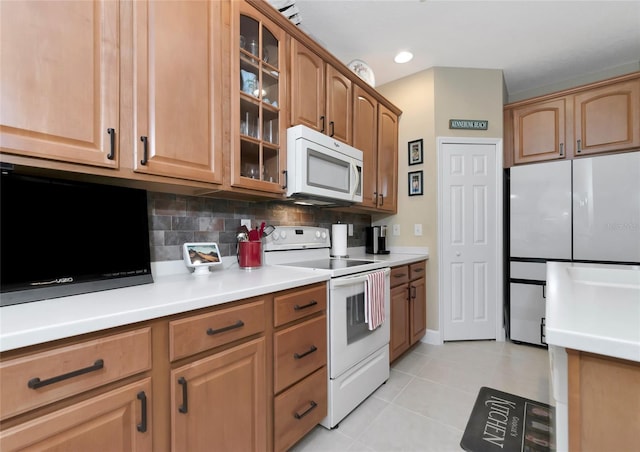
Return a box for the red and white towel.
[364,270,386,330]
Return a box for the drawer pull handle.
[207,320,245,336]
[140,136,148,165]
[294,345,317,360]
[178,377,188,413]
[294,400,318,419]
[413,268,424,273]
[294,300,318,311]
[394,273,407,278]
[28,359,104,389]
[137,391,148,433]
[107,128,116,160]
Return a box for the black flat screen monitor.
[1,171,153,307]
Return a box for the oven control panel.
[263,226,330,251]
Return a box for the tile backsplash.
[148,192,372,261]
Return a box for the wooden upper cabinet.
[512,98,567,164]
[377,104,399,212]
[290,40,325,132]
[506,73,640,166]
[231,3,287,192]
[353,86,378,209]
[325,66,352,144]
[289,40,352,144]
[573,79,640,156]
[0,1,119,168]
[133,0,223,184]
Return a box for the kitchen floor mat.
[460,387,555,452]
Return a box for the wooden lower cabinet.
[567,349,640,452]
[273,283,328,451]
[0,283,329,451]
[389,262,427,362]
[0,378,152,451]
[171,338,267,451]
[274,367,327,452]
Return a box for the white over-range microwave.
[286,125,363,206]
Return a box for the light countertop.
[545,261,640,362]
[0,250,428,353]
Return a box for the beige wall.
[376,67,503,335]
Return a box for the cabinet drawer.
[169,299,265,361]
[390,265,409,287]
[274,283,326,327]
[410,261,426,280]
[274,366,327,452]
[0,327,151,420]
[274,315,326,393]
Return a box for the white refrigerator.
[508,151,640,346]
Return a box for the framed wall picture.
[408,170,423,196]
[408,139,423,166]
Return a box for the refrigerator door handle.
[542,283,546,299]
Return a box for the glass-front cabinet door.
[232,2,286,192]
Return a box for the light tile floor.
[291,340,550,452]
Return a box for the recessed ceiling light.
[394,51,413,64]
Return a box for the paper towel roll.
[331,223,348,257]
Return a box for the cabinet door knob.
[456,251,461,257]
[320,116,325,133]
[576,139,582,153]
[559,142,564,157]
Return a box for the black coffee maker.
[366,225,390,254]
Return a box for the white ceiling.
[289,0,640,101]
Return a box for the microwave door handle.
[350,161,360,197]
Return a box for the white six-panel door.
[439,139,501,341]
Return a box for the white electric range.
[263,226,391,428]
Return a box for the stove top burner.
[283,258,376,271]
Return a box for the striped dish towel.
[364,270,386,330]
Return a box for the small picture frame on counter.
[408,170,423,196]
[183,242,222,275]
[408,139,423,166]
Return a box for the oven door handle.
[330,267,389,288]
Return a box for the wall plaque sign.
[449,119,488,130]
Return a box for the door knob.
[456,252,461,256]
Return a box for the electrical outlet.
[241,219,251,229]
[348,224,354,236]
[414,223,423,236]
[392,224,400,236]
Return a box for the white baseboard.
[420,329,442,345]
